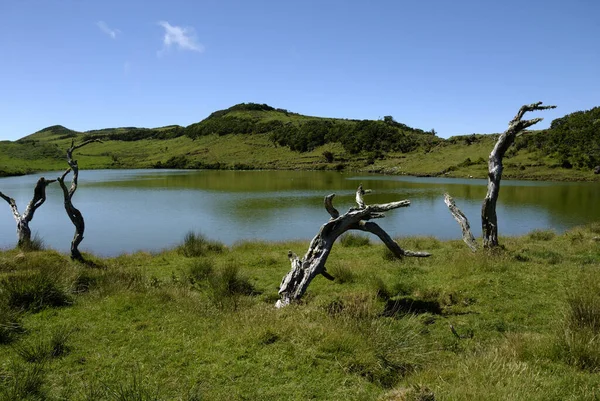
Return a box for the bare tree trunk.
[444,102,556,250]
[481,102,556,248]
[276,185,431,308]
[57,139,102,261]
[0,177,56,248]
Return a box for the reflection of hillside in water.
[2,169,598,255]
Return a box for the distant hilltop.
[2,103,599,181]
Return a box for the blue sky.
[1,0,598,141]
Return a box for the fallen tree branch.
[276,185,430,308]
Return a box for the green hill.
[1,103,599,181]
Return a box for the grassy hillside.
[1,103,599,181]
[1,225,600,400]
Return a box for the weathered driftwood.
[57,139,102,261]
[276,185,431,308]
[443,193,477,252]
[0,177,56,247]
[445,102,556,249]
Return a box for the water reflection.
[0,169,598,256]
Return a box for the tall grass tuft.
[0,362,46,401]
[528,229,556,241]
[552,271,600,371]
[19,233,45,252]
[208,263,255,309]
[1,269,72,312]
[566,273,600,333]
[187,258,215,285]
[0,299,23,344]
[382,246,398,261]
[328,264,356,284]
[340,233,371,247]
[98,372,162,401]
[14,326,72,363]
[177,232,226,257]
[587,222,600,234]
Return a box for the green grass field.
[2,130,598,182]
[2,224,600,400]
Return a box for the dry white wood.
[443,193,477,252]
[276,185,430,308]
[0,177,55,247]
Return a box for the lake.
[0,169,598,256]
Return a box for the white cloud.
[97,21,120,39]
[157,21,204,55]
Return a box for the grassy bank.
[1,224,600,400]
[1,132,598,181]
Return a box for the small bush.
[528,229,556,241]
[1,270,72,312]
[322,150,334,163]
[178,232,225,257]
[340,233,370,247]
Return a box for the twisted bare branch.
[0,177,54,247]
[276,185,430,307]
[58,139,102,261]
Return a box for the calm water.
[0,169,598,256]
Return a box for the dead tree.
[56,139,101,261]
[0,177,56,248]
[276,184,431,308]
[445,102,556,249]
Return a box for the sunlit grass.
[0,223,599,399]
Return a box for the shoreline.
[2,164,599,182]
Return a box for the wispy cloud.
[157,21,204,55]
[97,21,120,39]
